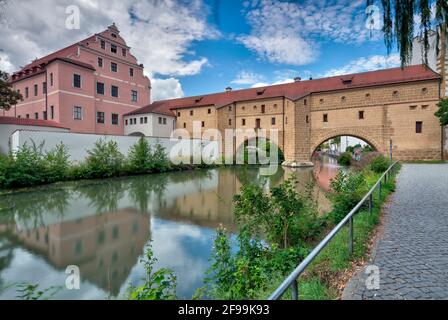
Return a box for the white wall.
[10,130,219,163]
[124,113,176,138]
[0,125,69,155]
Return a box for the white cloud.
[320,54,401,78]
[0,0,218,77]
[238,0,381,66]
[231,70,264,85]
[151,77,184,101]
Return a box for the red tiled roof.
[0,117,69,129]
[132,65,441,114]
[125,101,176,117]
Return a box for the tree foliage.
[435,97,448,126]
[0,70,22,110]
[369,0,448,66]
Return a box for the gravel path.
[342,164,448,300]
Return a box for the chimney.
[225,87,232,92]
[294,77,301,82]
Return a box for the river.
[0,156,342,299]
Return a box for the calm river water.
[0,156,341,299]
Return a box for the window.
[341,96,346,102]
[201,121,205,128]
[416,121,423,133]
[144,117,148,124]
[421,105,429,110]
[242,119,246,126]
[111,85,119,97]
[306,115,309,123]
[97,111,105,124]
[26,114,29,119]
[101,40,106,49]
[140,117,144,124]
[271,117,276,125]
[366,93,371,98]
[43,111,47,120]
[183,122,186,128]
[158,117,162,124]
[131,90,138,102]
[393,90,399,97]
[111,33,117,38]
[177,112,181,117]
[34,84,38,96]
[111,44,117,54]
[34,112,38,119]
[229,106,232,111]
[125,119,128,125]
[190,110,194,116]
[111,62,118,72]
[261,105,265,113]
[98,57,103,67]
[228,119,232,126]
[97,82,105,95]
[304,99,307,105]
[359,111,364,119]
[410,105,417,110]
[422,87,428,94]
[323,114,328,122]
[111,113,119,125]
[50,106,54,119]
[25,87,29,98]
[122,48,127,57]
[129,68,134,77]
[73,74,81,88]
[320,99,324,104]
[42,82,47,94]
[73,106,82,120]
[163,118,167,125]
[50,73,54,86]
[208,108,211,114]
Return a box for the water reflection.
[0,160,341,299]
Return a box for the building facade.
[3,24,151,135]
[140,65,443,164]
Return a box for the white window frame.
[73,74,82,89]
[73,106,83,120]
[110,62,118,73]
[111,85,119,98]
[96,82,105,95]
[131,90,138,102]
[96,111,105,124]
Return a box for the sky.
[0,0,409,101]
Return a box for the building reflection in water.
[0,162,337,299]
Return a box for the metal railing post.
[348,216,353,256]
[291,280,299,300]
[369,193,373,214]
[378,180,382,202]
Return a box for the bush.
[370,155,390,173]
[44,143,70,183]
[338,152,352,166]
[329,170,367,224]
[3,143,47,188]
[0,154,9,187]
[84,139,124,179]
[127,137,153,174]
[151,142,171,173]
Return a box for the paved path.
[343,164,448,300]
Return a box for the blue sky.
[0,0,404,100]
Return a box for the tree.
[435,97,448,126]
[0,70,22,111]
[368,0,448,66]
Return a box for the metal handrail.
[269,161,399,300]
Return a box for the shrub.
[151,142,171,173]
[329,170,367,224]
[0,154,9,187]
[84,139,124,178]
[127,245,177,300]
[44,143,70,183]
[3,142,47,188]
[370,155,390,173]
[338,152,352,166]
[127,137,153,174]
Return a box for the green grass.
[264,166,399,300]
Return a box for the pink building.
[3,24,151,135]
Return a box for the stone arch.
[310,127,384,161]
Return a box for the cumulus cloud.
[231,70,264,85]
[151,78,184,101]
[0,0,217,77]
[319,54,401,77]
[239,0,381,66]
